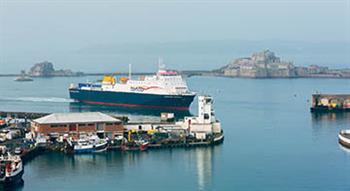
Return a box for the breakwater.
[0,111,49,119]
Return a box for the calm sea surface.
[0,76,350,191]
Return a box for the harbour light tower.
[197,95,215,124]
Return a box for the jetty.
[311,94,350,112]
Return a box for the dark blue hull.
[311,106,350,113]
[69,88,195,111]
[0,168,24,185]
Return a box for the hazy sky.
[0,0,349,73]
[1,0,350,45]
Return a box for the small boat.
[0,120,6,128]
[14,147,22,155]
[74,135,108,153]
[0,154,24,185]
[14,70,33,82]
[14,76,33,82]
[338,129,350,148]
[35,135,47,147]
[213,133,225,145]
[120,140,149,151]
[139,141,149,151]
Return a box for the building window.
[106,123,114,126]
[78,124,86,127]
[88,124,94,126]
[50,124,66,128]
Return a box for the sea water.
[0,76,350,191]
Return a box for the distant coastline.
[2,70,350,79]
[1,50,350,79]
[0,72,153,77]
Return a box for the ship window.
[204,114,210,119]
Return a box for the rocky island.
[213,50,350,78]
[28,61,83,77]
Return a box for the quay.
[0,95,224,161]
[311,94,350,113]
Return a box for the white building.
[177,96,222,139]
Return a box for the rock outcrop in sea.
[216,50,350,78]
[28,61,83,77]
[218,50,296,78]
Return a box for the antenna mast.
[158,57,165,70]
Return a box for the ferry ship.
[69,65,196,111]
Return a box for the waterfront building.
[31,112,123,138]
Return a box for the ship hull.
[74,142,108,154]
[339,130,350,149]
[69,88,195,111]
[0,168,24,185]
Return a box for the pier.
[311,94,350,112]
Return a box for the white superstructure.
[76,67,195,96]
